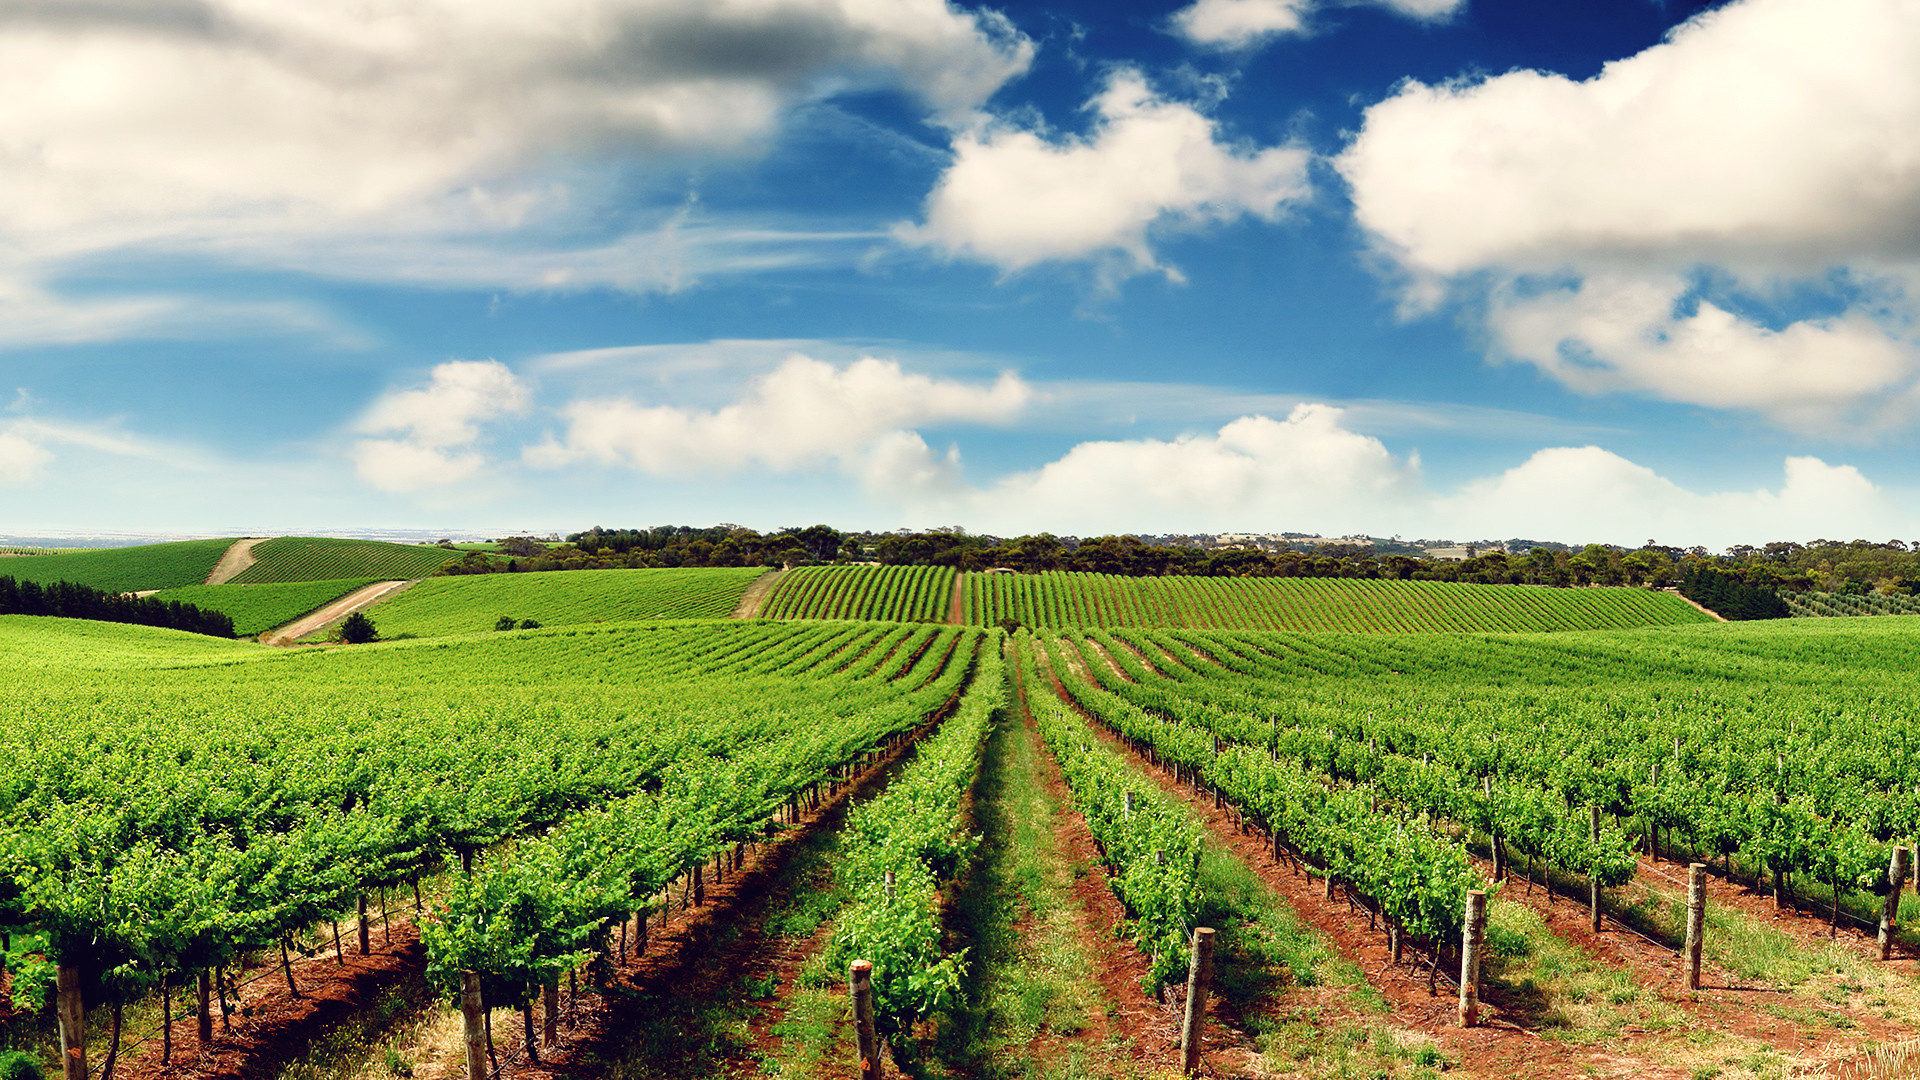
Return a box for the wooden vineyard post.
[1880,846,1911,961]
[693,863,705,908]
[1483,775,1503,881]
[460,971,486,1080]
[1589,805,1603,933]
[359,894,371,955]
[850,960,880,1080]
[543,981,559,1048]
[1683,863,1706,991]
[1458,891,1487,1028]
[1180,927,1216,1075]
[58,963,86,1080]
[197,969,213,1044]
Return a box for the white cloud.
[1337,0,1920,433]
[856,400,1914,547]
[931,405,1422,535]
[1487,275,1920,432]
[1173,0,1462,49]
[353,359,530,493]
[0,431,54,485]
[527,352,1030,477]
[897,72,1310,278]
[0,0,1033,343]
[1448,448,1903,549]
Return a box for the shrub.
[337,611,378,644]
[494,615,517,631]
[0,1051,45,1080]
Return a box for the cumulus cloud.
[922,405,1422,535]
[1447,449,1903,549]
[1487,275,1920,432]
[853,400,1914,547]
[353,360,530,493]
[1337,0,1920,432]
[0,0,1033,338]
[526,353,1029,482]
[897,72,1310,278]
[1174,0,1462,49]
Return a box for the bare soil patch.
[731,568,784,619]
[261,581,410,646]
[205,538,266,586]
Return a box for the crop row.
[1784,591,1920,619]
[964,571,1707,634]
[229,538,469,585]
[1014,633,1203,990]
[1063,624,1913,928]
[824,630,1002,1043]
[0,619,978,1075]
[762,565,956,623]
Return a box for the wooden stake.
[1180,927,1216,1075]
[850,960,880,1080]
[693,863,705,908]
[1880,846,1911,961]
[460,972,486,1080]
[1684,862,1706,991]
[1458,891,1487,1028]
[359,894,371,955]
[1589,806,1603,933]
[57,963,86,1080]
[161,974,172,1065]
[543,981,559,1048]
[197,969,213,1045]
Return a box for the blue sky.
[2,0,1917,548]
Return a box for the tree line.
[0,576,235,637]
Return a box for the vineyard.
[364,567,765,638]
[0,538,235,592]
[9,602,1920,1080]
[759,565,956,622]
[149,578,376,636]
[1784,592,1920,618]
[228,538,484,584]
[964,570,1710,633]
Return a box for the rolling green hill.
[230,537,487,584]
[760,565,956,622]
[964,571,1711,634]
[149,578,377,637]
[364,567,766,638]
[0,538,235,592]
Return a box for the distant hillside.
[151,578,377,637]
[0,538,235,592]
[964,572,1713,634]
[365,567,766,638]
[230,537,490,584]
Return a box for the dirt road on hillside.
[205,537,266,584]
[731,568,784,618]
[261,580,410,645]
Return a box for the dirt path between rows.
[261,580,410,645]
[732,568,784,619]
[205,537,266,585]
[948,572,965,625]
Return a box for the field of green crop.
[149,578,377,636]
[0,537,236,592]
[229,537,486,584]
[760,564,956,622]
[366,567,767,638]
[1783,590,1920,618]
[965,570,1710,633]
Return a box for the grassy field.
[230,537,487,584]
[965,570,1711,633]
[761,565,956,622]
[149,578,377,636]
[363,567,766,638]
[0,537,235,592]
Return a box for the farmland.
[365,567,765,638]
[759,564,956,622]
[149,578,376,636]
[0,537,235,591]
[229,537,484,584]
[7,593,1920,1080]
[964,569,1710,632]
